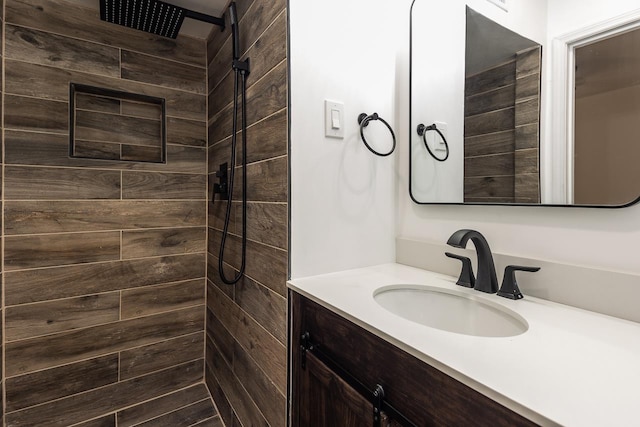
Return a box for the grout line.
[133,398,210,427]
[5,226,207,239]
[2,0,7,424]
[3,163,206,175]
[465,105,515,120]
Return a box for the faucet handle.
[445,252,475,288]
[497,265,540,300]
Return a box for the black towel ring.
[358,112,396,157]
[417,123,449,162]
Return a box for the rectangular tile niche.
[70,83,167,163]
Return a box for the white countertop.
[287,263,640,427]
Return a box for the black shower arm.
[184,9,225,30]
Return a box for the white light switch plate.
[325,100,344,139]
[433,121,448,151]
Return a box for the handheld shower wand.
[217,2,250,285]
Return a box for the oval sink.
[374,285,528,337]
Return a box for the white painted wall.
[399,1,640,275]
[289,0,400,278]
[410,0,547,203]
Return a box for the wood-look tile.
[465,84,514,117]
[464,130,514,158]
[515,173,540,202]
[232,340,286,427]
[122,172,206,200]
[235,275,287,344]
[206,338,268,427]
[122,228,206,259]
[5,24,120,77]
[5,130,206,174]
[207,283,287,393]
[5,354,118,412]
[135,399,216,427]
[5,231,121,270]
[167,117,207,147]
[4,166,121,200]
[120,144,169,164]
[515,123,539,150]
[206,258,235,301]
[465,153,515,178]
[121,50,206,95]
[74,414,116,427]
[5,0,206,67]
[465,60,516,97]
[516,46,542,78]
[5,306,204,376]
[5,60,206,121]
[208,229,287,296]
[5,293,120,341]
[515,73,540,100]
[5,200,205,235]
[206,307,235,365]
[231,156,287,203]
[4,94,68,133]
[464,107,514,138]
[191,416,224,427]
[121,279,205,319]
[121,101,162,120]
[76,93,120,114]
[74,140,122,161]
[5,253,206,305]
[464,176,515,199]
[515,148,539,174]
[515,97,539,127]
[75,110,161,147]
[207,36,232,95]
[237,0,286,60]
[463,196,516,204]
[117,384,210,427]
[205,367,234,427]
[208,60,287,143]
[119,332,204,380]
[5,360,204,427]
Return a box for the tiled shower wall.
[206,0,288,425]
[1,0,218,425]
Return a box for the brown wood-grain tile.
[515,123,539,150]
[122,227,206,259]
[5,354,119,412]
[75,110,161,147]
[121,100,163,120]
[515,73,540,100]
[235,274,287,344]
[76,93,120,114]
[119,332,204,380]
[4,166,121,200]
[74,140,122,161]
[464,176,515,199]
[5,60,206,121]
[5,24,120,77]
[464,107,515,138]
[122,172,206,200]
[465,84,515,117]
[168,117,207,147]
[231,156,287,203]
[205,367,234,427]
[5,200,205,235]
[74,414,116,427]
[516,46,542,78]
[134,399,217,427]
[515,173,540,203]
[121,279,205,319]
[206,308,235,364]
[5,253,206,305]
[243,202,288,250]
[4,94,68,133]
[515,148,539,174]
[121,50,206,95]
[465,60,516,97]
[5,0,206,67]
[5,360,204,427]
[191,416,224,427]
[117,384,210,427]
[5,231,121,270]
[465,153,515,178]
[5,306,204,376]
[464,130,515,158]
[207,282,286,393]
[515,98,539,127]
[5,293,120,341]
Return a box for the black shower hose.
[218,68,248,285]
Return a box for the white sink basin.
[373,285,528,337]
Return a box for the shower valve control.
[213,162,229,201]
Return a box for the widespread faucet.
[446,229,498,294]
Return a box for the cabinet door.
[298,351,374,427]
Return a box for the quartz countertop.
[287,263,640,426]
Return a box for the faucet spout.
[447,229,498,294]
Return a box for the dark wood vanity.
[290,291,538,426]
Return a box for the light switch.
[325,100,344,139]
[434,121,448,151]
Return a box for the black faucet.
[446,229,498,294]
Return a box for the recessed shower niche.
[69,83,167,163]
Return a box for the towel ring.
[417,123,449,162]
[358,112,396,157]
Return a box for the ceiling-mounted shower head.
[100,0,225,39]
[229,2,240,60]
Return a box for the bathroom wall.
[0,2,4,424]
[289,0,399,278]
[206,0,288,425]
[2,0,213,424]
[398,0,640,277]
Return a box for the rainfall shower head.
[100,0,225,39]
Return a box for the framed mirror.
[410,0,640,207]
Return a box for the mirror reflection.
[410,0,640,207]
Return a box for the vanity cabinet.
[290,291,538,427]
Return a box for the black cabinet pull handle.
[445,252,475,288]
[497,265,540,300]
